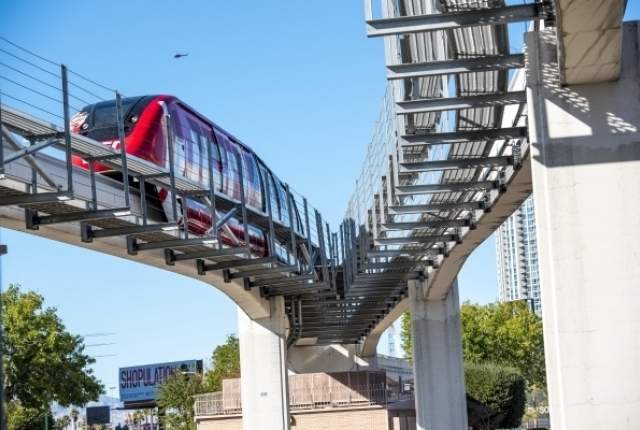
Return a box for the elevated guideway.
[293,0,549,353]
[0,54,337,323]
[3,2,636,427]
[0,0,548,352]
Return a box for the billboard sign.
[119,359,202,403]
[86,406,110,425]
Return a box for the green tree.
[400,301,545,388]
[205,335,240,392]
[400,312,412,361]
[6,401,54,430]
[460,301,545,388]
[2,285,103,428]
[55,415,71,429]
[157,372,209,430]
[465,362,527,430]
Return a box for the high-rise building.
[495,195,542,315]
[378,318,403,357]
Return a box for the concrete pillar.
[238,297,290,430]
[409,279,467,430]
[526,23,640,430]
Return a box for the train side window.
[239,147,262,210]
[221,137,241,201]
[169,105,187,177]
[276,180,290,227]
[259,164,280,219]
[294,199,305,235]
[204,128,223,192]
[214,130,228,192]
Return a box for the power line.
[81,332,117,337]
[0,47,59,78]
[0,91,63,119]
[0,35,59,67]
[68,69,116,93]
[0,36,115,100]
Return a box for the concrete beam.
[526,24,640,429]
[409,279,467,430]
[556,0,626,84]
[238,298,290,430]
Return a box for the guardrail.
[194,384,414,417]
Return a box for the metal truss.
[290,0,546,346]
[0,0,548,347]
[0,59,336,325]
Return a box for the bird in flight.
[174,53,189,59]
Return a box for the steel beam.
[396,91,526,115]
[387,54,525,80]
[227,265,296,279]
[366,3,541,37]
[388,200,486,214]
[382,219,470,231]
[0,191,71,207]
[167,246,247,264]
[399,157,512,173]
[27,207,131,229]
[300,298,398,306]
[197,257,276,274]
[301,308,383,315]
[251,274,316,288]
[362,261,431,270]
[367,248,438,258]
[81,222,177,243]
[1,126,58,188]
[300,328,370,335]
[128,236,219,255]
[395,181,498,196]
[376,234,459,245]
[3,138,58,164]
[401,126,527,146]
[264,283,329,296]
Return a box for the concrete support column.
[238,297,290,430]
[526,24,640,430]
[409,279,467,430]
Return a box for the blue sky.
[2,0,639,394]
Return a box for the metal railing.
[194,384,413,417]
[0,36,337,304]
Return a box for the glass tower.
[495,196,542,315]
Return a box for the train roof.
[117,95,283,184]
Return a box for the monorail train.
[70,95,303,257]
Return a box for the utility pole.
[0,231,7,430]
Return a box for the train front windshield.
[72,96,152,142]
